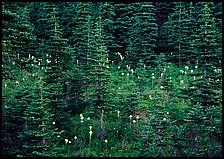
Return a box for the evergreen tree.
[42,5,71,134]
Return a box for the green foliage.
[2,2,222,157]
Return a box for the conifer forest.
[2,2,222,157]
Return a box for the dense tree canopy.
[2,2,222,157]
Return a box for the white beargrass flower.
[81,116,84,120]
[80,114,83,117]
[167,112,169,115]
[69,141,71,144]
[105,139,108,143]
[89,126,92,130]
[138,76,140,79]
[127,73,129,76]
[149,95,152,99]
[5,83,7,87]
[152,76,155,79]
[52,122,55,125]
[195,65,198,69]
[87,117,90,120]
[131,69,134,74]
[121,73,124,76]
[136,115,140,120]
[74,136,77,140]
[185,66,189,70]
[163,118,166,121]
[133,120,136,123]
[106,66,109,69]
[65,139,69,144]
[118,66,120,69]
[117,111,120,118]
[160,86,164,89]
[57,135,60,138]
[89,131,93,135]
[191,70,193,73]
[161,73,163,78]
[180,80,184,85]
[129,115,132,120]
[16,81,19,84]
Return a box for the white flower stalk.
[16,81,19,85]
[57,135,60,138]
[17,54,19,59]
[152,76,155,79]
[160,86,164,89]
[87,117,90,120]
[138,76,140,79]
[32,56,34,59]
[121,73,124,76]
[46,59,51,63]
[195,65,198,69]
[105,139,108,143]
[77,60,78,65]
[191,70,193,73]
[118,66,120,69]
[171,52,173,55]
[149,95,152,99]
[118,87,121,89]
[136,115,140,120]
[29,54,31,59]
[117,110,120,118]
[194,76,196,80]
[166,112,169,115]
[106,66,109,69]
[131,69,134,74]
[163,118,166,121]
[69,141,71,144]
[180,70,184,74]
[89,130,93,139]
[127,73,129,76]
[133,120,136,123]
[89,126,92,131]
[152,73,154,76]
[65,139,69,144]
[184,66,189,70]
[129,115,133,120]
[180,80,184,85]
[164,68,166,72]
[74,136,77,140]
[52,122,55,125]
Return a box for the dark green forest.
[2,2,222,157]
